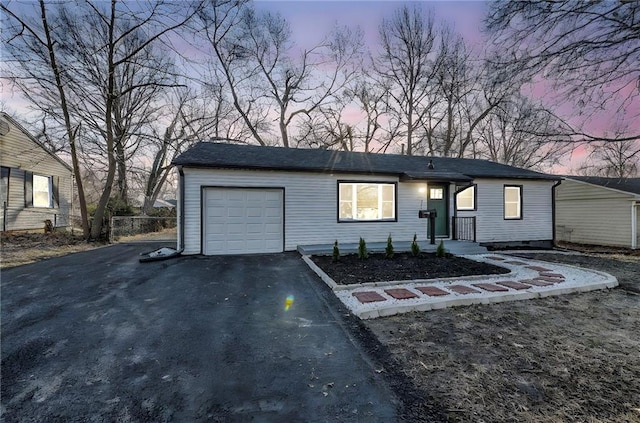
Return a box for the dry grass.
[0,232,102,269]
[115,227,177,243]
[366,256,640,423]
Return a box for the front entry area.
[202,187,284,255]
[428,184,449,237]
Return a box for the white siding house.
[556,177,640,249]
[457,179,555,245]
[0,112,74,232]
[174,142,560,255]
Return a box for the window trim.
[337,180,398,223]
[31,173,54,209]
[455,184,476,211]
[504,185,523,220]
[0,166,10,207]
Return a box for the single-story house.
[0,112,74,232]
[555,176,640,249]
[172,142,561,255]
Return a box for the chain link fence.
[110,216,177,242]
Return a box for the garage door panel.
[265,223,282,234]
[265,191,280,201]
[204,188,283,255]
[227,240,246,252]
[227,207,245,217]
[227,223,246,235]
[247,207,263,218]
[208,207,225,218]
[226,191,245,201]
[246,191,265,201]
[208,223,226,235]
[265,207,281,218]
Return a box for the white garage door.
[203,188,284,255]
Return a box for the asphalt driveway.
[1,244,399,422]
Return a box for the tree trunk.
[38,0,90,238]
[90,0,117,240]
[115,138,128,204]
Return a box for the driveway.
[1,244,399,422]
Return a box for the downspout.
[177,165,185,253]
[551,179,562,247]
[631,201,638,250]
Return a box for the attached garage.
[202,187,284,255]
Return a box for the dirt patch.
[0,232,101,269]
[311,252,510,285]
[364,254,640,423]
[555,241,640,257]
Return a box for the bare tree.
[375,5,439,155]
[58,5,177,205]
[577,139,640,178]
[139,86,239,214]
[2,0,90,237]
[2,0,200,239]
[477,94,573,170]
[198,3,362,147]
[295,76,389,153]
[486,0,640,142]
[196,0,270,146]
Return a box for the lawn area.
[363,253,640,423]
[0,232,102,269]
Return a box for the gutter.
[551,179,562,246]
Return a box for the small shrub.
[436,240,446,257]
[357,237,369,259]
[410,233,420,257]
[385,234,394,258]
[332,240,340,262]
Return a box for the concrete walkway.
[302,253,618,319]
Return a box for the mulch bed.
[311,252,510,285]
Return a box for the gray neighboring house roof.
[174,142,560,182]
[565,176,640,196]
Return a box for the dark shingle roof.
[174,142,560,181]
[566,176,640,196]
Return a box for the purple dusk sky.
[3,1,637,172]
[253,0,640,171]
[254,0,488,50]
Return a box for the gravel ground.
[364,252,640,423]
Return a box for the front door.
[428,184,448,237]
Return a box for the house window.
[33,174,53,208]
[504,185,522,219]
[0,166,9,207]
[338,182,396,221]
[456,185,475,210]
[429,188,443,200]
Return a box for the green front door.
[428,184,448,237]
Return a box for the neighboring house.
[172,142,561,255]
[133,195,177,210]
[0,112,73,232]
[555,176,640,249]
